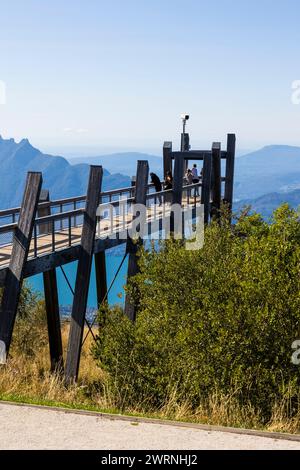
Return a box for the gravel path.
[0,403,300,450]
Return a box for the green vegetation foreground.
[95,205,300,428]
[1,204,300,432]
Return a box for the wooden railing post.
[163,141,172,179]
[224,133,236,214]
[211,142,221,220]
[0,172,42,361]
[38,190,63,373]
[38,189,51,234]
[65,165,103,383]
[201,152,212,225]
[124,160,149,322]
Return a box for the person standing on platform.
[192,164,199,197]
[150,172,162,205]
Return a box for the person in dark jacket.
[150,172,162,205]
[164,171,173,204]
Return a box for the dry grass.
[1,321,300,434]
[0,323,107,408]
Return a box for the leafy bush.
[0,282,48,357]
[93,205,300,420]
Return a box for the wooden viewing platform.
[0,185,200,280]
[0,133,236,382]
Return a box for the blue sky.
[0,0,300,155]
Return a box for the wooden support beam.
[181,133,190,172]
[0,172,42,361]
[171,150,227,160]
[43,269,63,372]
[124,160,149,322]
[65,165,103,383]
[131,176,136,199]
[170,152,185,236]
[0,230,128,289]
[172,153,185,206]
[38,190,63,372]
[211,142,221,220]
[201,152,212,225]
[181,133,190,152]
[224,133,236,213]
[163,141,172,179]
[95,251,107,308]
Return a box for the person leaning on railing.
[150,172,162,206]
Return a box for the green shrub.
[93,204,300,419]
[0,282,48,357]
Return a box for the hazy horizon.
[0,132,265,159]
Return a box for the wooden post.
[224,133,236,212]
[211,142,221,220]
[95,251,107,308]
[131,175,136,198]
[38,190,63,372]
[172,153,185,206]
[43,269,63,372]
[38,189,51,234]
[201,152,212,224]
[181,133,189,152]
[0,172,42,360]
[65,165,103,383]
[181,133,189,173]
[163,141,172,179]
[171,152,185,236]
[124,160,149,322]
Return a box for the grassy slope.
[0,323,299,435]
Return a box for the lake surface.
[28,245,128,317]
[26,223,197,318]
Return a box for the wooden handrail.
[0,183,156,219]
[0,180,204,244]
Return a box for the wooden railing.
[0,185,136,225]
[0,181,203,261]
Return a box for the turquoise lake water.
[26,227,194,317]
[27,245,128,315]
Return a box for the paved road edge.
[1,399,300,443]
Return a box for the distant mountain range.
[0,136,131,209]
[234,189,300,219]
[68,152,163,177]
[235,145,300,201]
[233,145,300,217]
[1,136,300,219]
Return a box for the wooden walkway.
[0,197,200,269]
